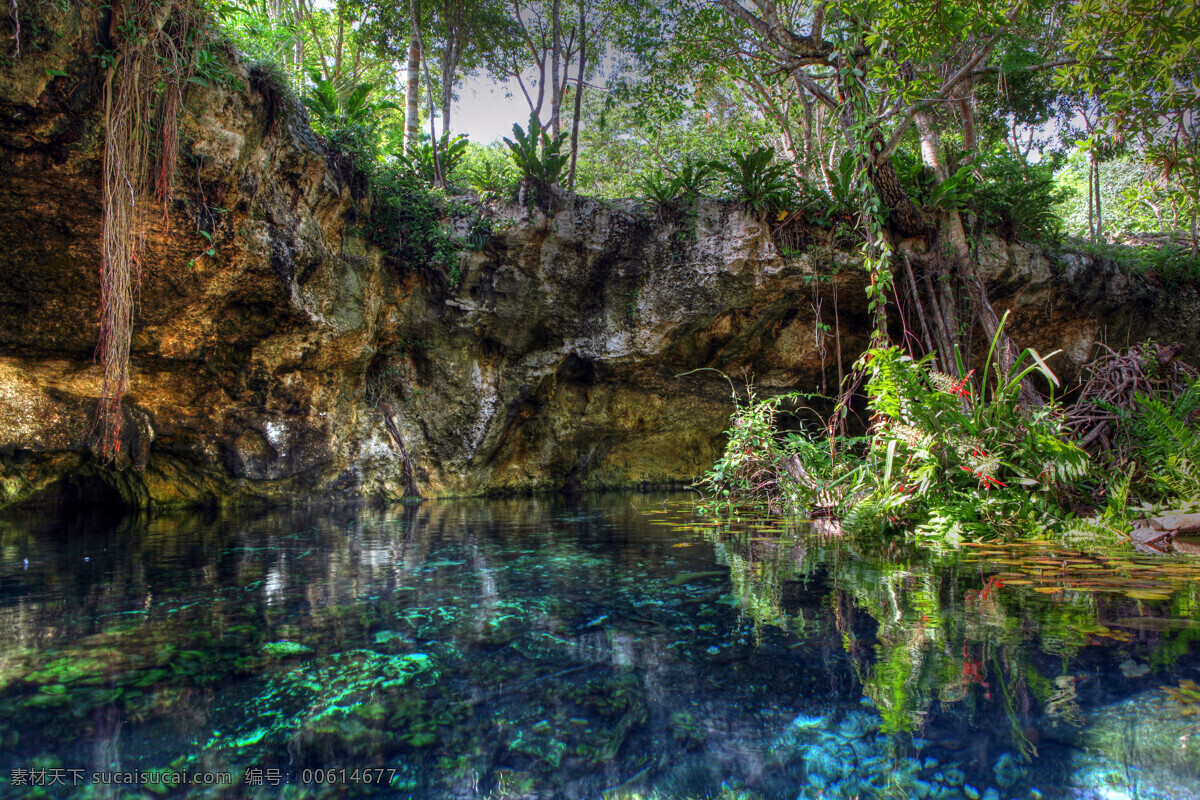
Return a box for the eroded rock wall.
[1,6,1197,507]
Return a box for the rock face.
[1,7,1198,507]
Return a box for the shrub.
[1128,380,1200,508]
[894,146,1068,243]
[459,144,519,201]
[699,314,1095,540]
[709,147,795,215]
[398,132,470,186]
[1067,240,1200,287]
[849,334,1089,538]
[367,167,458,275]
[503,113,569,206]
[694,385,867,518]
[970,149,1068,242]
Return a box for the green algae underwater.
[1,493,1199,800]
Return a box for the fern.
[1131,380,1200,503]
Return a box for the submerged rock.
[1042,686,1200,784]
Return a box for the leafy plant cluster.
[295,76,471,278]
[893,147,1070,243]
[1127,381,1200,509]
[694,384,865,519]
[399,132,469,185]
[637,161,713,210]
[502,113,569,208]
[364,167,461,278]
[636,147,823,220]
[699,316,1104,540]
[847,334,1090,539]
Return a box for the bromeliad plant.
[399,132,470,185]
[710,146,795,215]
[503,113,569,207]
[638,161,714,219]
[850,319,1090,538]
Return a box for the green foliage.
[1067,240,1200,287]
[637,161,713,211]
[699,315,1098,540]
[1129,381,1200,507]
[896,147,1067,242]
[464,161,517,201]
[637,170,681,207]
[398,132,470,184]
[1056,0,1200,246]
[826,151,861,217]
[695,384,866,518]
[366,167,460,276]
[709,147,794,215]
[572,89,776,199]
[970,150,1068,242]
[304,71,396,128]
[851,331,1090,539]
[1055,151,1197,245]
[503,113,569,197]
[302,72,400,171]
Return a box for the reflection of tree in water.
[701,517,1200,765]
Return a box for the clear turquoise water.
[1,493,1198,800]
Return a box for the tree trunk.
[1089,155,1099,241]
[549,0,562,135]
[567,0,586,189]
[422,58,442,185]
[440,64,454,137]
[955,87,977,157]
[439,0,464,138]
[870,152,926,237]
[914,109,1040,409]
[404,0,422,149]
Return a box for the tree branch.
[791,68,838,111]
[713,0,835,62]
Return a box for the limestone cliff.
[1,6,1197,507]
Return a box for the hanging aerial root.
[94,0,201,461]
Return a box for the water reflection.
[0,495,1197,799]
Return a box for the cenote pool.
[1,493,1199,800]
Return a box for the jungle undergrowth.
[697,315,1105,540]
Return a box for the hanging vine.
[96,0,202,459]
[823,10,899,436]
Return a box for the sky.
[451,78,529,144]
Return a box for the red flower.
[948,369,975,398]
[960,465,1006,490]
[979,474,1007,490]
